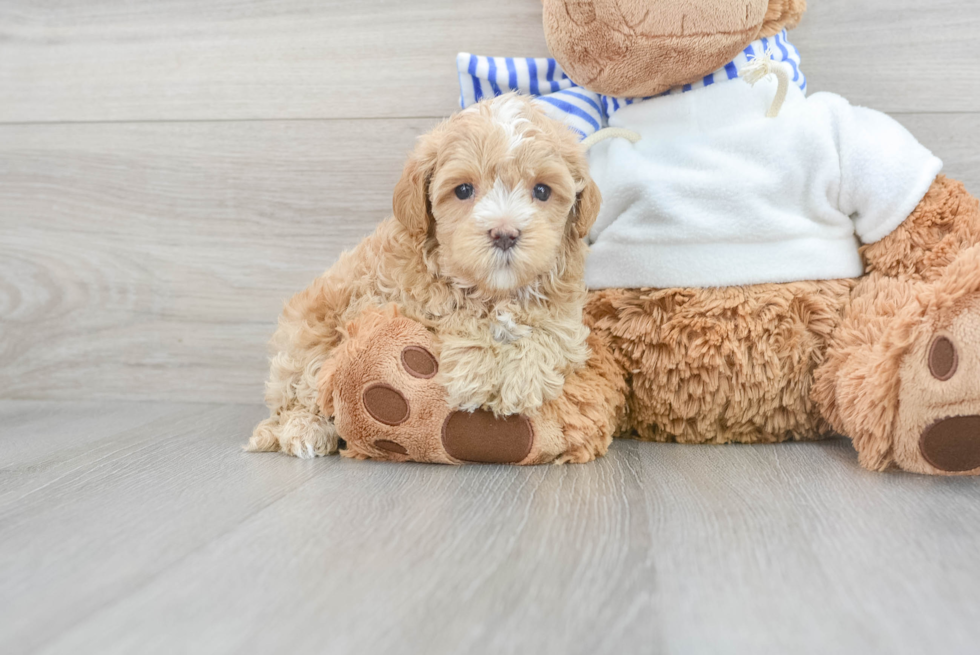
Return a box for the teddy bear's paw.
[330,312,590,466]
[894,294,980,475]
[358,391,555,465]
[359,345,439,458]
[920,415,980,473]
[440,407,579,465]
[333,322,457,464]
[441,410,534,464]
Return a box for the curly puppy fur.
[248,93,603,458]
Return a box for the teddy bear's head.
[543,0,806,97]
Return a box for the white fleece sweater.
[457,40,944,288]
[584,78,943,288]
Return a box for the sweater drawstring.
[581,127,642,151]
[740,46,791,118]
[583,45,790,148]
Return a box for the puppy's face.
[393,94,600,294]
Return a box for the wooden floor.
[4,1,980,653]
[3,400,980,655]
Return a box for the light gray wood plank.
[0,0,549,123]
[0,0,977,123]
[2,402,980,654]
[0,400,186,500]
[0,118,430,403]
[0,401,326,654]
[897,113,980,177]
[3,114,979,404]
[794,0,980,113]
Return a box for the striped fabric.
[456,53,604,140]
[458,30,807,141]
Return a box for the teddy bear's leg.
[323,309,625,465]
[531,330,628,464]
[585,282,850,444]
[814,177,980,474]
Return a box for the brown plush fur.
[542,0,806,98]
[812,179,980,474]
[536,327,628,463]
[760,0,807,38]
[862,176,980,281]
[248,93,624,463]
[587,279,851,444]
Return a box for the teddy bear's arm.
[833,101,944,245]
[861,175,980,280]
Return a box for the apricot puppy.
[248,93,605,460]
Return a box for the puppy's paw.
[439,339,500,412]
[278,413,339,458]
[246,418,282,453]
[492,353,565,416]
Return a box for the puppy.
[248,93,601,458]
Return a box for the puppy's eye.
[455,183,475,200]
[533,184,552,202]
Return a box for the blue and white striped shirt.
[458,30,806,140]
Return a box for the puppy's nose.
[490,228,520,252]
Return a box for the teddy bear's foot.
[441,410,535,463]
[817,245,980,475]
[323,308,574,465]
[894,293,980,475]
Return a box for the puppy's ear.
[571,176,602,239]
[393,134,439,237]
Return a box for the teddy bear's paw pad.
[401,346,438,379]
[374,439,409,455]
[442,409,533,464]
[920,416,980,472]
[928,336,959,381]
[362,383,410,426]
[897,296,980,475]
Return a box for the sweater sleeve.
[833,97,943,244]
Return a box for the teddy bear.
[450,0,980,475]
[321,305,626,464]
[319,0,980,475]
